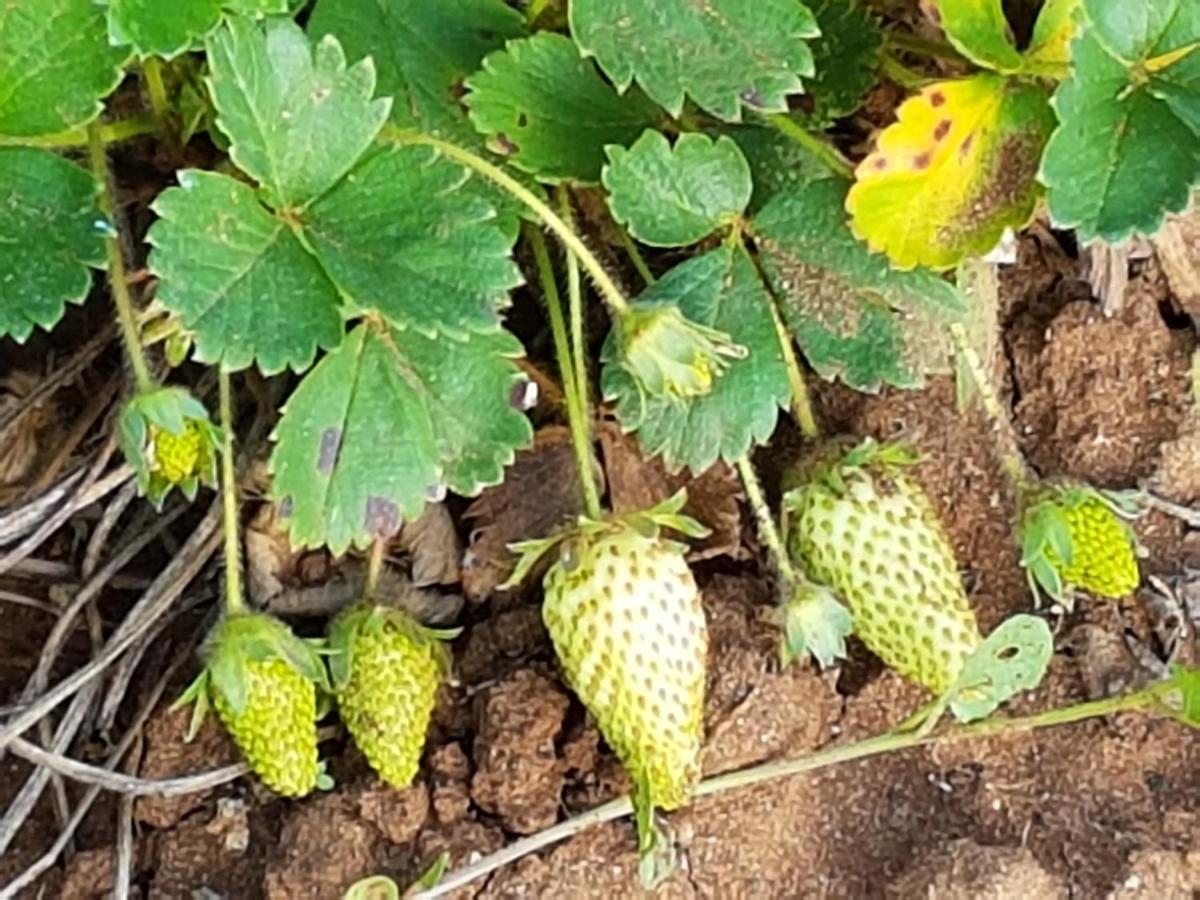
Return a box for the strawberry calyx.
[326,602,458,693]
[775,580,853,669]
[613,302,747,401]
[118,385,221,508]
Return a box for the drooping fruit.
[328,604,455,788]
[783,440,981,693]
[177,612,326,797]
[1019,484,1140,601]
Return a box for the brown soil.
[3,241,1198,899]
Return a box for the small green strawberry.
[783,439,981,693]
[118,386,220,507]
[177,612,327,797]
[328,604,457,788]
[613,303,746,401]
[506,493,710,851]
[1019,484,1140,603]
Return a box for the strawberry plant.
[2,0,1197,890]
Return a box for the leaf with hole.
[948,614,1053,722]
[105,0,289,58]
[601,246,790,472]
[569,0,819,121]
[464,33,660,183]
[847,76,1056,270]
[603,131,753,247]
[753,176,966,391]
[1040,0,1200,243]
[0,150,105,341]
[270,324,532,554]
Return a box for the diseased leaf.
[928,0,1023,72]
[148,169,344,374]
[603,131,753,247]
[305,145,523,336]
[1023,0,1079,73]
[847,76,1056,270]
[464,33,660,183]
[0,149,104,342]
[798,0,883,125]
[948,614,1053,722]
[270,324,531,554]
[0,0,131,136]
[754,176,965,391]
[569,0,819,121]
[106,0,289,58]
[206,15,391,207]
[307,0,526,141]
[601,246,790,472]
[1041,0,1200,242]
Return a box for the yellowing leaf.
[846,75,1055,270]
[1023,0,1080,74]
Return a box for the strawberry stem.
[364,535,386,603]
[527,225,603,521]
[735,455,801,586]
[218,369,244,616]
[86,121,155,396]
[141,57,177,147]
[0,114,158,149]
[948,322,1036,497]
[555,188,595,491]
[382,127,631,317]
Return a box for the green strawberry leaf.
[0,149,105,341]
[1163,665,1200,728]
[149,169,345,374]
[105,0,289,58]
[307,0,526,141]
[847,76,1056,270]
[929,0,1023,72]
[464,33,660,184]
[1023,0,1079,75]
[1041,0,1200,242]
[603,131,753,247]
[724,127,831,214]
[752,176,966,391]
[206,16,390,208]
[796,0,883,126]
[0,0,131,137]
[601,246,791,472]
[569,0,820,121]
[270,324,532,555]
[948,614,1053,722]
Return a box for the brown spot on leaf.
[933,119,951,141]
[873,156,888,171]
[913,151,932,169]
[364,496,401,539]
[493,133,519,156]
[317,428,341,475]
[959,132,975,158]
[929,90,945,107]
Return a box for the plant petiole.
[218,369,244,616]
[884,30,965,63]
[0,115,158,149]
[735,455,801,586]
[141,57,177,146]
[762,114,854,180]
[86,122,155,396]
[879,50,930,88]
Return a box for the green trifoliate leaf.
[308,0,525,141]
[464,33,660,183]
[0,0,131,136]
[270,324,532,554]
[0,150,105,341]
[1041,0,1200,242]
[603,131,753,247]
[798,0,883,126]
[602,246,790,472]
[148,169,344,374]
[569,0,819,121]
[930,0,1024,72]
[206,16,391,208]
[105,0,289,59]
[753,176,966,391]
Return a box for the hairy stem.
[527,226,603,520]
[0,115,159,149]
[218,370,243,616]
[364,536,385,602]
[879,50,929,88]
[524,0,551,24]
[735,456,800,585]
[383,127,631,316]
[418,680,1181,898]
[555,188,596,491]
[86,123,154,395]
[141,57,175,145]
[616,226,656,288]
[948,322,1036,497]
[762,114,854,179]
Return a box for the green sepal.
[502,533,569,590]
[327,602,459,691]
[118,385,222,508]
[201,612,329,717]
[172,668,212,741]
[633,778,677,888]
[776,580,853,669]
[620,489,711,542]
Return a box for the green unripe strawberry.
[177,612,326,797]
[151,419,207,485]
[328,605,455,788]
[541,521,708,811]
[784,440,981,693]
[1019,485,1140,602]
